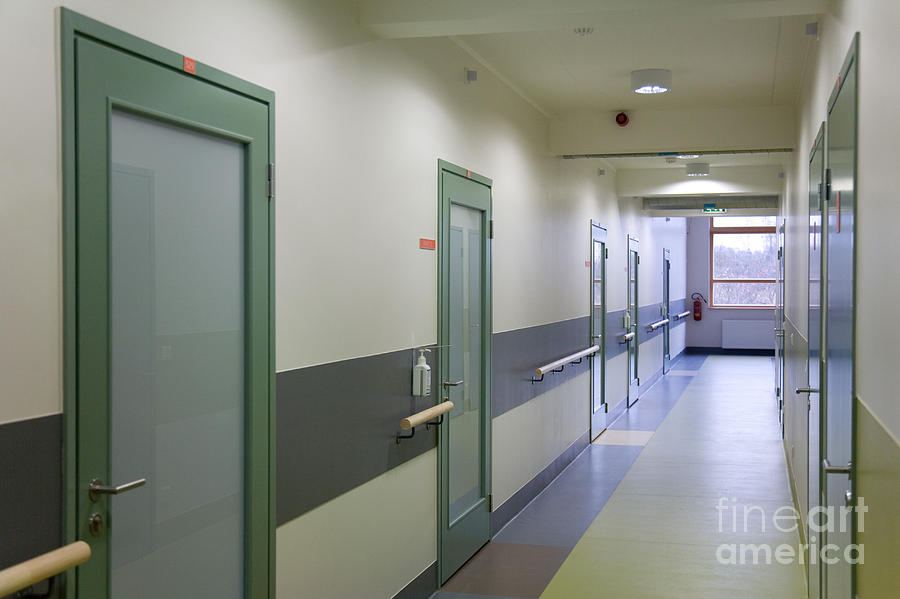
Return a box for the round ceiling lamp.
[685,162,711,177]
[631,69,672,94]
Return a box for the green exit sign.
[702,203,727,214]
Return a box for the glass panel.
[711,282,776,306]
[824,57,856,598]
[592,240,603,281]
[110,110,244,599]
[592,240,604,413]
[628,249,638,390]
[711,233,778,279]
[448,204,483,524]
[712,216,777,227]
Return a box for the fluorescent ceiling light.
[677,153,700,159]
[631,69,672,94]
[686,163,710,177]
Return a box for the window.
[709,216,777,307]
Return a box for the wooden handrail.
[647,318,670,331]
[534,345,600,376]
[401,401,454,430]
[0,541,91,596]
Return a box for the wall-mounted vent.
[641,195,778,211]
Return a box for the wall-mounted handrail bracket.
[531,345,600,383]
[396,401,455,443]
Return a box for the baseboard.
[685,346,774,356]
[393,561,437,599]
[639,367,664,397]
[490,431,590,535]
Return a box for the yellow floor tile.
[592,429,655,446]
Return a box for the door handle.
[822,459,851,475]
[442,380,464,387]
[89,477,146,501]
[795,387,819,394]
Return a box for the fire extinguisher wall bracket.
[691,293,707,321]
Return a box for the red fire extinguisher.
[691,293,707,321]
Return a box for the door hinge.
[489,220,494,239]
[488,493,493,511]
[605,248,609,259]
[636,255,640,265]
[267,163,275,199]
[637,377,641,386]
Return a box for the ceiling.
[457,15,814,117]
[601,151,793,170]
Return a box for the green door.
[662,248,671,374]
[626,236,640,405]
[805,122,825,599]
[590,222,608,439]
[438,161,492,584]
[63,11,274,598]
[821,35,859,599]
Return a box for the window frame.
[708,217,777,308]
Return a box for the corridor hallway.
[436,355,807,599]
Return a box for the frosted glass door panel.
[592,240,604,414]
[448,204,483,523]
[109,110,245,598]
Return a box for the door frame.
[626,235,640,406]
[61,9,276,597]
[821,33,860,598]
[662,248,671,374]
[589,222,608,439]
[807,120,826,599]
[436,159,493,584]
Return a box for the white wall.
[785,0,900,442]
[0,1,686,597]
[684,217,775,348]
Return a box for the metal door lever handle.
[795,387,819,394]
[89,478,146,501]
[442,380,464,387]
[822,459,851,475]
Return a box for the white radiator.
[722,320,774,350]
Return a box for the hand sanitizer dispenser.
[412,348,431,397]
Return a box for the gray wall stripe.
[276,348,436,525]
[275,307,688,524]
[492,316,591,419]
[0,414,62,572]
[605,297,686,360]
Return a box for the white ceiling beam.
[550,106,796,156]
[359,0,827,38]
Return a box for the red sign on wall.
[419,238,436,250]
[183,56,197,74]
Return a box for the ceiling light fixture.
[631,69,672,94]
[677,153,700,160]
[686,163,710,177]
